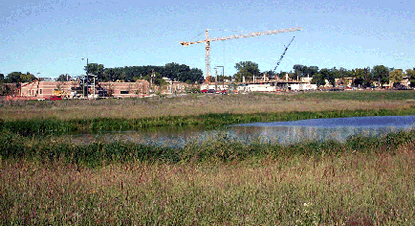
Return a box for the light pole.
[82,58,89,73]
[82,58,88,98]
[216,66,224,91]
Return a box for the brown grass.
[1,93,413,121]
[2,147,415,225]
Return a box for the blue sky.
[1,0,414,78]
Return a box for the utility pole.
[216,66,224,90]
[82,57,89,98]
[214,67,218,91]
[150,69,156,93]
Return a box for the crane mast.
[180,27,302,77]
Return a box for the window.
[39,89,42,94]
[120,90,129,94]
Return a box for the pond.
[232,115,415,145]
[71,115,415,147]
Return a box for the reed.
[1,133,414,225]
[1,128,414,166]
[2,91,415,121]
[2,107,415,136]
[2,91,415,224]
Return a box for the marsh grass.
[2,91,415,224]
[3,107,415,136]
[1,136,415,225]
[2,91,415,121]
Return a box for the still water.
[232,115,415,145]
[72,115,415,147]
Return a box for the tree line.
[0,62,204,86]
[233,61,415,88]
[2,61,415,89]
[78,62,204,85]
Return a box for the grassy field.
[1,131,415,225]
[1,90,415,121]
[1,90,415,224]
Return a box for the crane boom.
[273,36,296,72]
[180,27,302,77]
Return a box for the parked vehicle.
[48,96,62,100]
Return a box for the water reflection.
[71,115,415,147]
[230,125,407,145]
[233,115,415,144]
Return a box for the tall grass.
[298,89,415,101]
[3,107,415,136]
[1,127,414,166]
[2,91,415,224]
[2,91,415,121]
[1,135,415,224]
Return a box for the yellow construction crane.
[180,27,302,77]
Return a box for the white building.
[237,84,276,92]
[289,83,317,91]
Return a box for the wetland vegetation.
[1,90,415,224]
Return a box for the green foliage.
[406,69,415,87]
[298,90,415,101]
[2,126,415,165]
[101,63,203,83]
[56,74,71,82]
[85,63,105,80]
[293,65,319,79]
[372,65,390,87]
[311,74,326,86]
[6,72,37,83]
[352,67,372,87]
[234,61,260,82]
[312,68,335,86]
[389,69,403,86]
[0,83,10,96]
[3,105,415,137]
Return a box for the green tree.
[102,63,203,83]
[338,67,352,78]
[311,74,326,87]
[406,69,415,87]
[163,62,201,83]
[234,61,260,82]
[20,72,36,83]
[6,72,36,83]
[6,72,23,83]
[0,73,4,82]
[352,67,372,88]
[263,70,277,79]
[321,68,335,87]
[57,74,71,82]
[85,63,105,80]
[389,69,403,86]
[189,68,204,84]
[104,68,118,81]
[293,64,307,80]
[372,65,389,87]
[305,66,319,77]
[143,71,166,86]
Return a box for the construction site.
[4,26,363,100]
